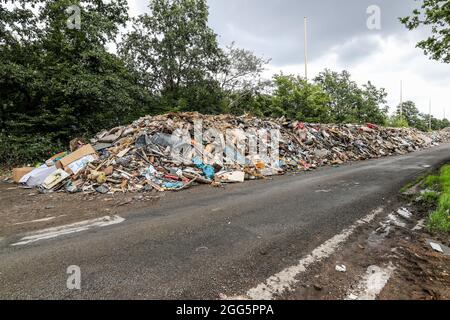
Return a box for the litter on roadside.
[335,265,347,273]
[427,240,450,256]
[10,112,449,195]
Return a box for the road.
[0,144,449,299]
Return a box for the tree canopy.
[0,0,151,163]
[401,0,450,63]
[314,70,388,125]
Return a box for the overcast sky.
[129,0,449,118]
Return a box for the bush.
[0,133,63,167]
[422,191,440,204]
[388,115,409,128]
[422,175,440,190]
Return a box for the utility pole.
[304,17,308,81]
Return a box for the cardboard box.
[56,144,98,169]
[13,167,35,183]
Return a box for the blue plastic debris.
[162,181,184,190]
[192,157,215,180]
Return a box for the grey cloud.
[207,0,418,66]
[332,36,383,66]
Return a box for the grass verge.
[425,165,450,233]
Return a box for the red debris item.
[299,160,311,170]
[297,123,305,130]
[366,123,378,130]
[164,174,181,181]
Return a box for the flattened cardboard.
[56,144,98,169]
[13,167,34,183]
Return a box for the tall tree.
[217,42,271,113]
[119,0,227,113]
[360,81,389,125]
[396,101,428,131]
[314,70,361,123]
[0,0,150,164]
[314,69,388,125]
[400,0,450,63]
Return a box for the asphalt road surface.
[0,144,449,299]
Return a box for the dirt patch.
[380,234,450,300]
[277,196,449,300]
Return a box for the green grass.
[427,165,450,233]
[422,175,440,190]
[422,190,440,204]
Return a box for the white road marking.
[11,215,125,246]
[11,216,61,226]
[346,263,395,300]
[243,207,384,300]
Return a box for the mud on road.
[278,195,450,300]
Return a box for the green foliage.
[392,101,449,132]
[218,43,271,114]
[401,0,450,63]
[422,190,440,204]
[119,0,226,112]
[0,0,152,165]
[423,174,441,189]
[429,115,450,131]
[314,70,388,125]
[395,101,426,129]
[0,133,62,166]
[440,164,450,190]
[428,194,450,232]
[427,165,450,233]
[269,74,332,122]
[388,115,410,128]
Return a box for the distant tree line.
[389,101,450,131]
[0,0,448,165]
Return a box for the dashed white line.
[243,207,385,300]
[11,215,125,246]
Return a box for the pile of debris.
[13,112,450,194]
